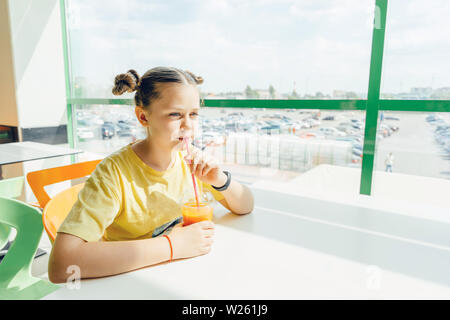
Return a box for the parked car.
[322,116,335,121]
[257,120,280,135]
[102,121,116,139]
[228,112,244,118]
[351,154,362,163]
[76,127,94,140]
[385,123,399,132]
[300,120,312,129]
[237,118,255,132]
[444,140,450,153]
[378,128,389,138]
[431,119,447,126]
[292,120,311,131]
[384,116,400,121]
[435,125,450,133]
[351,122,364,129]
[261,114,291,123]
[335,136,363,147]
[352,148,363,157]
[225,121,238,132]
[426,114,440,121]
[299,132,318,139]
[319,127,346,137]
[77,119,90,127]
[116,120,137,137]
[435,129,450,145]
[379,124,393,136]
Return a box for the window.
[381,0,450,99]
[65,0,373,99]
[62,0,450,195]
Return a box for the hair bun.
[112,69,141,95]
[185,70,204,85]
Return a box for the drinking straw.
[184,138,200,208]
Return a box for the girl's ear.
[135,106,149,126]
[140,113,148,123]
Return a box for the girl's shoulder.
[94,144,131,174]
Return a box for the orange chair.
[27,159,102,209]
[26,159,102,243]
[42,183,85,244]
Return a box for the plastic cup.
[182,202,213,226]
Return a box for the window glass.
[66,0,374,99]
[374,111,450,179]
[73,104,365,187]
[381,0,450,99]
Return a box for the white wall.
[7,0,67,129]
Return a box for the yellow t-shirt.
[58,142,225,242]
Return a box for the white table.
[42,187,450,299]
[0,141,84,258]
[0,141,82,166]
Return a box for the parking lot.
[374,112,450,179]
[75,106,450,183]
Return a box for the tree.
[245,85,253,98]
[269,85,276,99]
[345,91,359,99]
[288,89,299,100]
[245,85,259,99]
[315,91,324,98]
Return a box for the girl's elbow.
[48,261,68,284]
[48,249,77,284]
[48,272,66,284]
[243,195,255,214]
[233,204,254,215]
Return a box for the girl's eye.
[169,113,181,117]
[190,112,199,117]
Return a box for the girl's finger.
[201,163,211,176]
[192,154,201,174]
[184,153,193,165]
[197,160,208,177]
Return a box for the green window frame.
[59,0,450,196]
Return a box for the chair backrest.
[0,177,25,250]
[42,183,85,244]
[0,176,24,198]
[0,197,59,299]
[27,159,102,209]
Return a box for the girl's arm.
[48,232,170,283]
[185,149,254,215]
[48,220,215,283]
[215,172,254,215]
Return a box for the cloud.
[67,0,450,97]
[381,0,450,92]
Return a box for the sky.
[66,0,450,98]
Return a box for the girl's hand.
[168,220,215,259]
[184,147,227,187]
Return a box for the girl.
[48,67,254,283]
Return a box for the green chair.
[0,177,24,250]
[0,197,59,299]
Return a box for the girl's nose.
[181,115,194,130]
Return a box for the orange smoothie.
[182,202,213,226]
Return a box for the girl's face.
[136,83,200,152]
